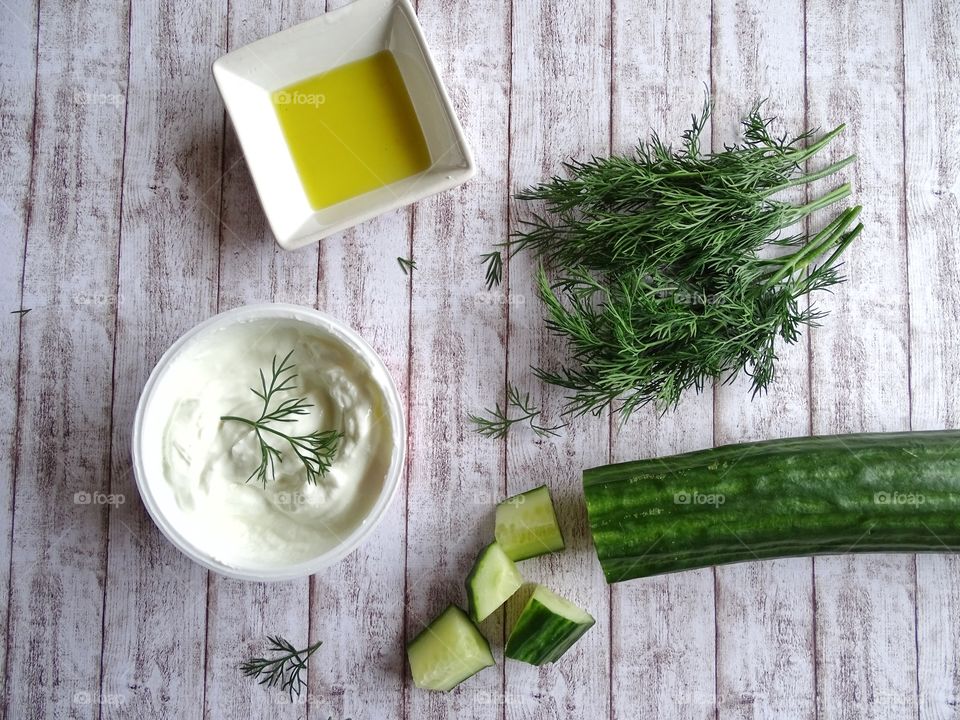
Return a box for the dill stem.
[221,415,298,443]
[818,221,864,269]
[763,205,862,286]
[788,183,852,219]
[766,155,857,194]
[784,123,846,163]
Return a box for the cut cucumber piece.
[505,585,595,665]
[407,605,495,691]
[495,485,565,561]
[466,541,523,622]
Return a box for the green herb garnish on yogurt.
[220,350,342,486]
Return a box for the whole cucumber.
[583,430,960,583]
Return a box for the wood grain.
[806,1,918,718]
[304,3,414,718]
[99,0,226,717]
[308,213,410,720]
[3,1,960,718]
[504,1,611,718]
[904,1,960,432]
[0,0,38,706]
[711,2,816,718]
[905,1,960,718]
[403,0,511,716]
[201,0,317,718]
[4,0,128,716]
[608,2,715,719]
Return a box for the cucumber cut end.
[495,485,566,561]
[530,584,595,625]
[407,605,495,691]
[466,541,524,622]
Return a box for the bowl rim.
[131,302,407,582]
[211,0,476,250]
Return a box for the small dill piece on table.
[240,635,323,702]
[468,382,563,439]
[480,250,503,289]
[498,99,863,419]
[397,256,417,274]
[220,350,341,486]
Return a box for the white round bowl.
[131,303,406,581]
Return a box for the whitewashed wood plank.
[215,0,321,312]
[202,1,317,718]
[504,1,611,718]
[99,0,226,717]
[402,0,511,717]
[307,214,410,720]
[608,2,715,719]
[711,3,816,719]
[904,2,960,432]
[904,2,960,718]
[915,555,960,720]
[301,1,413,718]
[806,1,917,718]
[4,0,127,716]
[0,0,38,708]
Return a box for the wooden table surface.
[3,0,959,718]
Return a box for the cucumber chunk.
[407,605,495,691]
[466,541,524,622]
[505,585,595,665]
[495,485,565,561]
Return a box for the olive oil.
[272,50,431,210]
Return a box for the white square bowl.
[213,0,475,250]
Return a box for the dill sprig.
[502,100,863,419]
[240,635,322,702]
[220,350,342,486]
[468,383,563,439]
[397,256,416,274]
[481,251,503,289]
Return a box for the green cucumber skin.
[505,598,595,665]
[583,430,960,583]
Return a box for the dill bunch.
[500,101,863,419]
